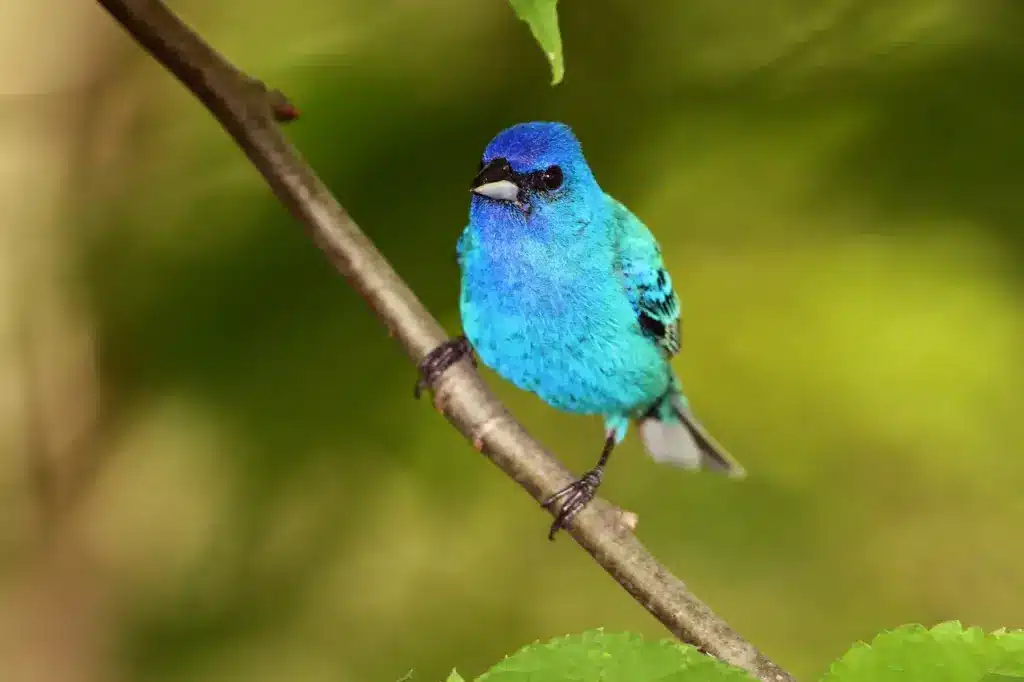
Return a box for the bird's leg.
[542,433,616,540]
[414,335,475,399]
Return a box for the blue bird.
[418,122,744,539]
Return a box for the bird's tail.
[638,381,746,478]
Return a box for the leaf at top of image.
[822,621,1024,682]
[476,630,757,682]
[508,0,564,85]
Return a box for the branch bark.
[92,1,795,680]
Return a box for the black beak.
[472,157,514,189]
[470,157,522,203]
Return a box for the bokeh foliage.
[31,0,1024,680]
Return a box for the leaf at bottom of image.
[473,630,758,682]
[822,621,1024,682]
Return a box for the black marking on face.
[472,159,565,195]
[519,165,564,193]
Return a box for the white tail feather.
[639,417,703,469]
[639,393,746,478]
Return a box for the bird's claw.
[415,335,474,399]
[542,468,603,540]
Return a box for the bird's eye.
[541,165,563,190]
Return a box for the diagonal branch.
[92,1,795,680]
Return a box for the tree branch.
[92,1,795,680]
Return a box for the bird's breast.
[459,245,668,415]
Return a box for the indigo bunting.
[419,122,744,539]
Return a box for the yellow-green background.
[1,1,1022,681]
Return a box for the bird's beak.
[471,157,522,204]
[471,179,520,202]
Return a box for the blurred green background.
[1,1,1022,681]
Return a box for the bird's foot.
[414,335,475,400]
[542,468,603,540]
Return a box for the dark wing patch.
[634,271,681,356]
[609,198,683,358]
[638,311,666,339]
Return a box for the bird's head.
[470,122,600,224]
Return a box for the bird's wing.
[608,196,682,358]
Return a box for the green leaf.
[824,622,1024,682]
[476,630,757,682]
[508,0,564,85]
[989,627,1024,677]
[445,670,466,682]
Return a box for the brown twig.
[91,1,795,680]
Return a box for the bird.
[417,121,745,540]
